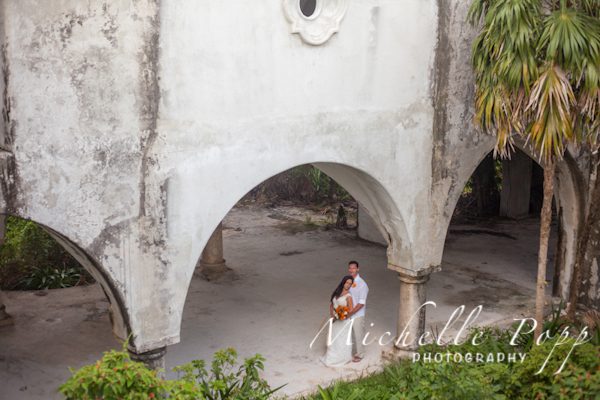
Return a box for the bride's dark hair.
[330,275,354,303]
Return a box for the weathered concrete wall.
[577,156,600,309]
[1,0,594,353]
[2,0,441,351]
[1,0,166,350]
[0,1,6,152]
[154,0,440,347]
[0,1,14,217]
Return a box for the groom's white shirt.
[349,274,368,319]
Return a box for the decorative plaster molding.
[282,0,349,45]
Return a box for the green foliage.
[60,348,166,400]
[506,337,599,399]
[302,323,600,400]
[172,347,284,400]
[468,0,600,160]
[61,317,598,399]
[306,357,508,400]
[60,347,283,400]
[18,266,83,290]
[315,383,376,400]
[509,300,569,351]
[0,216,91,290]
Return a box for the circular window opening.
[299,0,317,17]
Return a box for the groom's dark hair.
[348,260,359,268]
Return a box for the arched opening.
[427,145,581,330]
[0,215,127,399]
[166,162,411,395]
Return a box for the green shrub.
[303,323,600,400]
[18,266,83,290]
[507,337,600,399]
[171,347,283,399]
[305,359,508,400]
[60,347,283,400]
[59,348,165,399]
[0,216,91,290]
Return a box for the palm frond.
[467,0,492,25]
[539,6,600,77]
[526,63,576,161]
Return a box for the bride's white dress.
[320,293,353,367]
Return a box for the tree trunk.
[535,159,555,340]
[552,207,565,297]
[567,151,600,318]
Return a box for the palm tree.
[468,0,599,339]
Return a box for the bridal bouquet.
[334,306,350,320]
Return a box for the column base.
[129,346,167,374]
[195,260,236,282]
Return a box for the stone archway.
[437,140,584,303]
[166,160,415,316]
[160,160,426,389]
[0,214,132,342]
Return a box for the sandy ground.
[0,205,555,399]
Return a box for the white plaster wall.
[4,0,149,242]
[154,0,439,344]
[4,0,588,352]
[4,0,443,350]
[2,0,162,347]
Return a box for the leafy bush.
[303,355,508,400]
[61,313,598,399]
[60,348,165,399]
[0,216,92,290]
[303,322,600,400]
[171,347,283,399]
[506,338,599,399]
[18,266,84,290]
[60,346,283,400]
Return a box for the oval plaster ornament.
[282,0,350,45]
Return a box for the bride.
[320,275,354,367]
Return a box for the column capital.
[388,263,439,283]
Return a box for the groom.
[346,260,369,362]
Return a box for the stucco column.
[383,265,434,360]
[195,222,229,281]
[395,271,429,351]
[129,346,166,374]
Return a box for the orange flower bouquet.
[335,305,350,320]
